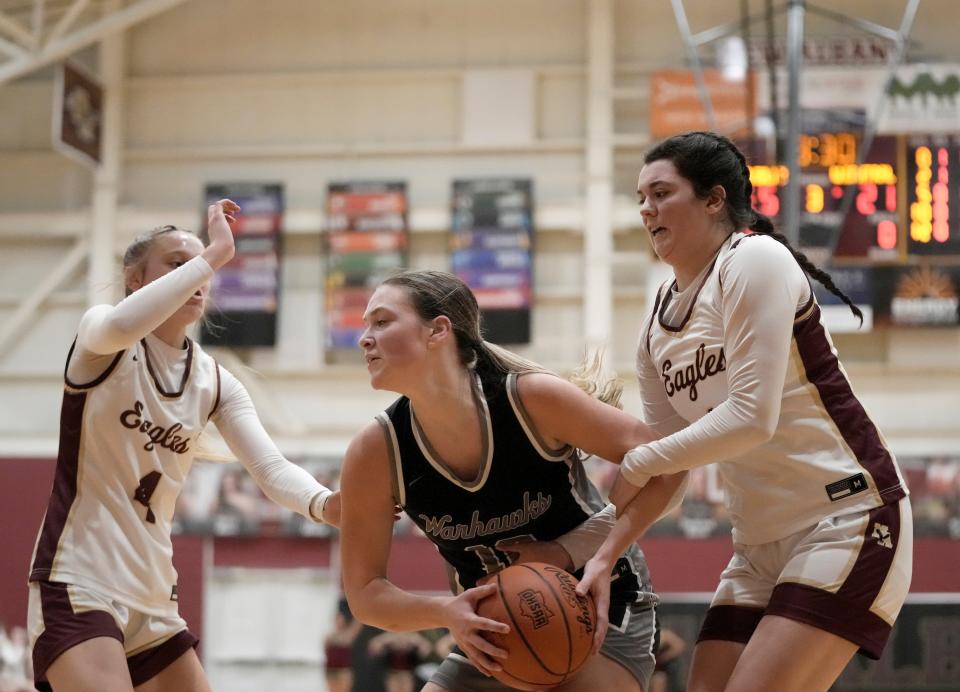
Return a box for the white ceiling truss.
[0,0,190,86]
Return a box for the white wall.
[2,0,960,458]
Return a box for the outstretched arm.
[213,369,335,524]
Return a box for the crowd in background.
[174,455,960,541]
[0,623,31,692]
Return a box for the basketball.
[476,562,597,690]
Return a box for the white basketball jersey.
[30,336,220,616]
[639,233,907,545]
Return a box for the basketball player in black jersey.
[339,270,687,692]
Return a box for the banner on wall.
[755,64,960,134]
[450,178,533,344]
[52,61,102,167]
[325,181,408,350]
[200,183,283,347]
[649,69,756,137]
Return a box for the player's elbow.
[342,584,376,626]
[342,577,393,630]
[742,413,777,445]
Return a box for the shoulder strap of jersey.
[644,281,668,356]
[376,404,407,508]
[64,337,125,390]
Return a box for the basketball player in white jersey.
[339,270,687,692]
[27,200,339,692]
[576,132,912,692]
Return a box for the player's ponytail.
[383,270,621,406]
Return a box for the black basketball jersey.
[377,372,654,615]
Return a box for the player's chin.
[177,302,205,323]
[367,371,387,390]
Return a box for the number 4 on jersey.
[133,471,162,523]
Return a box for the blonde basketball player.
[339,270,687,692]
[27,200,339,692]
[577,132,912,692]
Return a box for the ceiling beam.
[0,0,191,86]
[46,0,91,46]
[0,9,36,49]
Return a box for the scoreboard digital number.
[906,134,960,256]
[748,133,901,261]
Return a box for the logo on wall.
[883,65,960,133]
[891,266,959,325]
[52,61,103,167]
[887,73,960,104]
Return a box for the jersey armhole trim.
[208,362,223,421]
[506,373,573,462]
[644,283,666,355]
[376,412,406,508]
[794,288,816,322]
[64,338,125,390]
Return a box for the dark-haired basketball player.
[578,132,912,692]
[340,270,686,692]
[27,200,339,692]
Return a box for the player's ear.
[427,315,453,347]
[705,184,726,216]
[124,265,144,295]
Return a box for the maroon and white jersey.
[29,255,328,616]
[30,335,219,615]
[624,232,907,545]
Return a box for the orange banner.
[650,69,755,138]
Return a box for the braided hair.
[644,131,863,324]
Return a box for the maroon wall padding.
[213,536,331,569]
[171,535,205,648]
[386,534,450,592]
[1,458,57,629]
[3,458,958,636]
[0,458,204,651]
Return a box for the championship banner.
[450,179,533,344]
[200,183,283,347]
[52,61,102,167]
[325,181,408,350]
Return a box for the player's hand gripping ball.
[476,562,597,690]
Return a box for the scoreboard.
[748,132,960,262]
[906,134,960,256]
